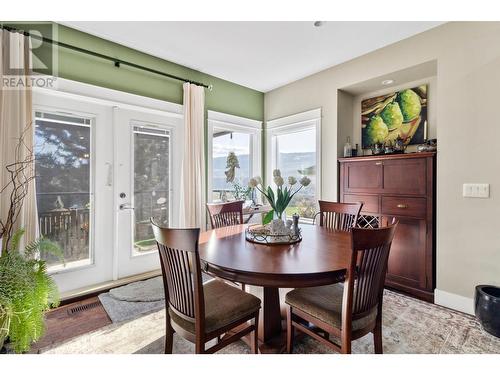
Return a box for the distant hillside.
[212,152,315,190]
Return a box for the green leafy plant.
[0,229,62,353]
[231,181,253,201]
[249,170,311,225]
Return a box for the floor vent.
[67,301,101,315]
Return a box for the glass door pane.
[34,111,92,269]
[133,126,170,254]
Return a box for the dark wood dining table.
[198,224,352,353]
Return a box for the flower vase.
[270,211,287,235]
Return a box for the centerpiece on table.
[245,169,310,244]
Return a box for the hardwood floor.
[31,297,111,353]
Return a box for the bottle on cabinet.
[352,143,359,157]
[343,136,352,157]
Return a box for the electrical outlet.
[463,183,490,198]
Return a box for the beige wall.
[264,22,500,306]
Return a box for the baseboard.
[435,289,474,315]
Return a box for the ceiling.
[64,21,444,92]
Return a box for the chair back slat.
[318,201,362,231]
[348,224,397,318]
[151,221,202,321]
[207,200,244,229]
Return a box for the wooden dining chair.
[151,220,261,354]
[206,200,246,290]
[206,200,244,229]
[285,223,398,354]
[313,200,363,231]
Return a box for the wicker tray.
[245,224,302,245]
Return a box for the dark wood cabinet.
[339,152,435,302]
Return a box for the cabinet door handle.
[397,204,408,209]
[375,162,383,165]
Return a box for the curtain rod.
[1,25,213,91]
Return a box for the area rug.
[98,276,166,323]
[109,276,164,302]
[98,292,165,323]
[98,275,212,323]
[43,289,500,354]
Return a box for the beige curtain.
[0,30,37,249]
[179,83,206,229]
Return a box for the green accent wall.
[27,23,264,120]
[4,22,265,201]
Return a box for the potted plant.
[249,169,311,225]
[0,123,62,353]
[0,229,61,353]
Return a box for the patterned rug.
[42,290,500,354]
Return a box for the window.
[212,131,251,201]
[267,109,321,221]
[34,111,92,268]
[208,111,262,203]
[132,125,170,253]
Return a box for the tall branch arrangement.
[0,123,35,252]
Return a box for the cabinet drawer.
[344,194,379,214]
[381,196,426,218]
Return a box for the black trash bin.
[475,285,500,338]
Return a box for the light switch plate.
[463,183,490,198]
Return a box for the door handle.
[396,204,408,209]
[119,203,135,210]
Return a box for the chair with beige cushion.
[151,220,261,354]
[313,200,363,231]
[206,200,246,291]
[285,224,397,354]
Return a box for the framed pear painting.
[361,85,427,149]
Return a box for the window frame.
[207,110,262,203]
[266,108,322,223]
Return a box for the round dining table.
[198,224,352,353]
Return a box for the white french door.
[33,93,115,292]
[33,82,183,294]
[114,108,183,279]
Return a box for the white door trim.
[34,77,183,118]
